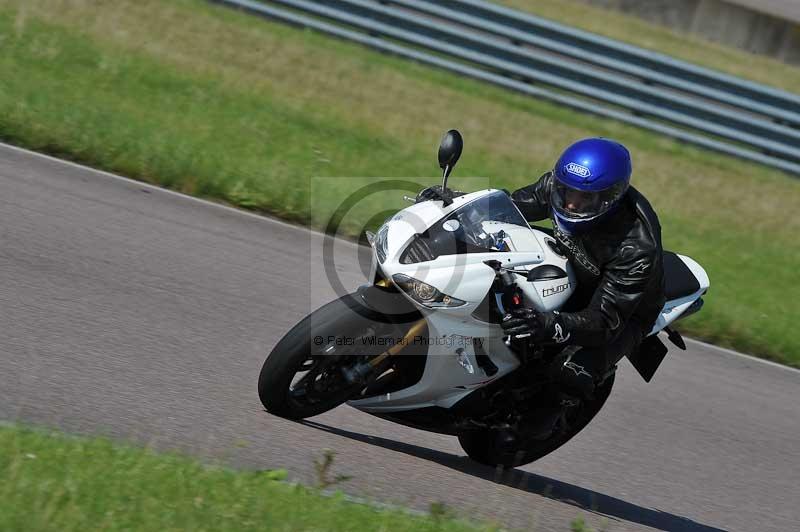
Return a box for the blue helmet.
[550,138,632,235]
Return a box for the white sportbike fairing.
[352,189,707,409]
[259,130,709,467]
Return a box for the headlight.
[392,274,466,308]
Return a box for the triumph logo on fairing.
[566,162,591,178]
[542,282,570,298]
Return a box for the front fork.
[341,318,427,384]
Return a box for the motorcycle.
[259,130,709,467]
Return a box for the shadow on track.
[301,420,725,532]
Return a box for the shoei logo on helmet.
[566,162,591,178]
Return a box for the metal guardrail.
[212,0,800,176]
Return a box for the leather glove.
[501,307,543,338]
[415,185,464,203]
[415,185,444,203]
[502,308,572,345]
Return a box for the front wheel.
[458,374,615,468]
[258,294,408,420]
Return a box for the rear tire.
[458,374,615,468]
[258,294,396,420]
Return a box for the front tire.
[458,374,615,468]
[258,294,401,420]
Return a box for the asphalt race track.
[1,143,798,531]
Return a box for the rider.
[503,138,665,399]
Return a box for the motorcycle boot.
[551,348,600,400]
[549,323,641,400]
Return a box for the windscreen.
[400,191,531,264]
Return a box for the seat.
[663,251,701,301]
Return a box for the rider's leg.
[551,321,643,399]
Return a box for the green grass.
[0,0,798,366]
[0,425,493,531]
[498,0,800,93]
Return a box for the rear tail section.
[628,252,709,382]
[650,252,709,335]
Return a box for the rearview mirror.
[438,129,463,177]
[437,130,463,206]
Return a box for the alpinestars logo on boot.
[564,361,592,378]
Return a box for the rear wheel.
[258,294,409,420]
[458,374,615,468]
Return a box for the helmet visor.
[551,178,628,220]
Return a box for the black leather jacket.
[512,172,666,347]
